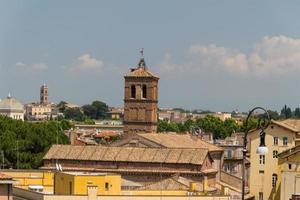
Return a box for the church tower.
[123,54,159,134]
[40,84,49,105]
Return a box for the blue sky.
[1,1,300,111]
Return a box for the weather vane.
[140,48,144,58]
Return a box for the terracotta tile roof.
[277,144,300,158]
[248,119,299,134]
[281,119,300,133]
[137,133,223,152]
[43,145,209,165]
[136,177,190,190]
[124,63,159,79]
[271,120,299,133]
[0,173,12,180]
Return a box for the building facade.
[25,103,52,121]
[42,144,219,193]
[54,172,121,195]
[123,58,159,133]
[277,145,300,200]
[248,120,300,200]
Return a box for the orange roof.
[94,131,120,138]
[43,145,209,165]
[248,119,299,134]
[0,173,12,180]
[137,133,223,152]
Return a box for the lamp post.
[241,107,270,200]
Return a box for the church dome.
[0,95,24,112]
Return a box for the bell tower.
[40,84,49,105]
[123,53,159,134]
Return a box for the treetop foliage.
[0,116,70,169]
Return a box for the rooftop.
[43,145,209,166]
[61,171,119,176]
[137,133,223,152]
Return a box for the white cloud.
[15,62,48,71]
[158,35,300,77]
[67,54,105,74]
[249,35,300,76]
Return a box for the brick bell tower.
[123,51,159,134]
[40,84,49,105]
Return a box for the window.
[105,182,109,191]
[259,155,265,165]
[259,192,263,200]
[226,150,233,158]
[272,174,277,188]
[273,137,278,145]
[142,84,147,98]
[273,150,278,158]
[283,137,288,146]
[289,164,292,170]
[131,85,136,98]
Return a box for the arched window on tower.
[131,85,136,98]
[142,84,147,99]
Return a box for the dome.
[0,95,24,112]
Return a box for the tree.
[82,101,109,120]
[157,120,180,132]
[82,105,98,119]
[57,101,68,113]
[240,117,259,132]
[196,115,235,139]
[64,108,85,121]
[259,110,279,120]
[294,107,300,119]
[0,116,69,169]
[91,101,109,119]
[280,105,292,119]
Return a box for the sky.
[1,1,300,112]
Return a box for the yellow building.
[54,172,121,195]
[276,145,300,200]
[1,170,54,193]
[248,120,300,200]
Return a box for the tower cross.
[140,48,144,58]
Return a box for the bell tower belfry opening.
[123,52,159,134]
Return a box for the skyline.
[2,1,300,111]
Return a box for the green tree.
[259,109,279,120]
[196,115,225,139]
[92,101,109,119]
[64,108,85,121]
[157,120,180,132]
[294,107,300,118]
[0,116,69,169]
[82,104,98,119]
[57,101,68,113]
[281,105,292,119]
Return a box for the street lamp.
[241,107,270,200]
